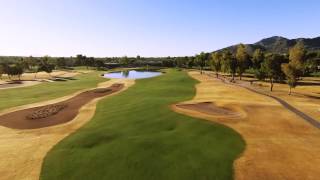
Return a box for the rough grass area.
[40,69,245,180]
[0,72,105,111]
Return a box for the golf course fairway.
[0,72,105,111]
[40,69,245,180]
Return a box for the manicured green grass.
[0,72,106,111]
[41,69,245,180]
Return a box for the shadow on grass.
[298,81,320,86]
[52,77,77,82]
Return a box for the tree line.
[0,54,115,80]
[0,44,319,94]
[0,56,55,80]
[204,42,319,94]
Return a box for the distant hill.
[216,36,320,55]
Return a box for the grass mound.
[40,69,245,180]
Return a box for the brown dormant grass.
[173,71,320,180]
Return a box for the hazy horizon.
[0,0,319,57]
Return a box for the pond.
[103,70,162,79]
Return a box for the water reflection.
[122,70,130,78]
[104,70,162,79]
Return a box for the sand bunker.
[0,83,124,129]
[176,102,245,119]
[0,80,41,90]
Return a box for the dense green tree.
[15,64,24,80]
[262,53,284,91]
[175,57,189,68]
[222,50,237,81]
[195,52,207,74]
[236,44,249,80]
[288,42,306,74]
[5,63,24,80]
[306,51,318,60]
[187,56,195,68]
[66,57,75,67]
[252,49,264,69]
[254,67,267,81]
[184,56,189,67]
[75,54,87,67]
[120,56,130,66]
[306,59,319,74]
[26,56,38,71]
[282,42,306,95]
[87,57,95,68]
[35,56,55,78]
[251,49,266,82]
[162,59,175,67]
[94,59,105,70]
[210,51,222,77]
[304,51,319,75]
[0,64,5,79]
[56,57,67,68]
[20,57,31,71]
[281,64,297,95]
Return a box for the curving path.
[0,79,135,180]
[213,74,320,129]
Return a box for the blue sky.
[0,0,319,57]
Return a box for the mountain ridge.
[216,36,320,54]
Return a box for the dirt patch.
[176,102,245,119]
[0,83,124,129]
